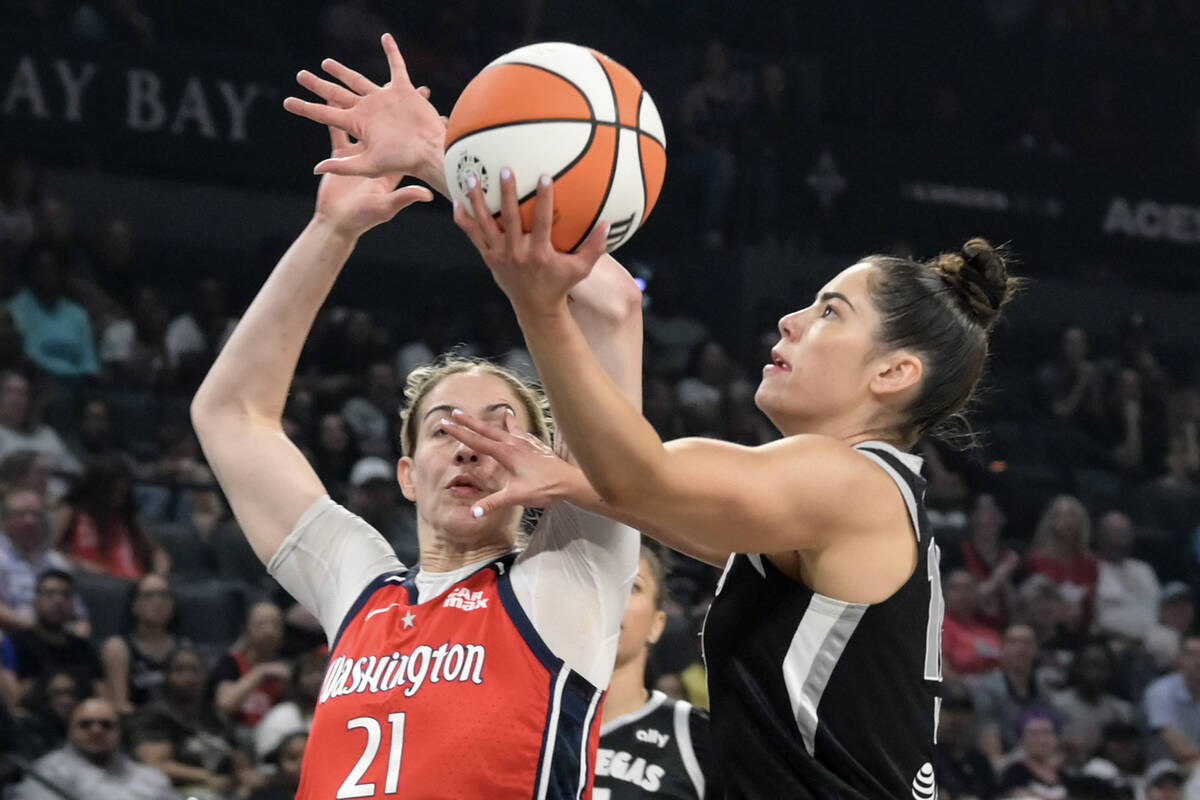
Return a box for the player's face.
[400,371,535,538]
[614,557,666,668]
[757,263,896,436]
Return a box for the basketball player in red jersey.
[193,40,642,799]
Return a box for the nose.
[453,441,479,463]
[778,310,802,340]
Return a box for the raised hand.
[453,168,609,317]
[283,33,447,192]
[439,408,589,520]
[314,126,434,237]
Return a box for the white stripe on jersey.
[535,668,570,800]
[782,594,868,754]
[673,700,705,798]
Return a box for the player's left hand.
[439,408,583,519]
[454,167,609,318]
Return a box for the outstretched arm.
[191,125,434,564]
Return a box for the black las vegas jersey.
[595,690,715,799]
[702,441,942,800]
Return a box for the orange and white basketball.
[444,42,666,254]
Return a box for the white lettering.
[610,751,632,780]
[380,652,401,689]
[642,764,664,791]
[463,644,485,685]
[595,748,613,776]
[428,643,449,683]
[1102,197,1136,236]
[902,181,1009,212]
[126,69,165,130]
[171,76,216,138]
[1102,197,1200,244]
[404,646,431,697]
[218,80,260,141]
[319,642,487,703]
[53,59,96,122]
[4,57,49,118]
[443,644,464,681]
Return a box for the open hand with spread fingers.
[283,33,447,193]
[438,408,592,521]
[453,167,610,319]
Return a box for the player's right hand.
[284,33,448,194]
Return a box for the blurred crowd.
[0,1,1198,799]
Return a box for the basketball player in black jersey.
[293,52,1019,799]
[596,546,716,800]
[445,186,1018,800]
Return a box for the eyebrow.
[422,402,517,422]
[817,291,856,311]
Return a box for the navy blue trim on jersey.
[331,569,408,651]
[399,565,421,605]
[530,668,603,800]
[497,560,565,675]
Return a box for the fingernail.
[505,408,515,416]
[539,175,552,187]
[452,200,459,212]
[451,408,464,417]
[500,167,512,181]
[472,506,484,518]
[439,417,453,427]
[466,176,477,190]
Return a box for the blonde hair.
[398,356,553,457]
[1031,494,1091,554]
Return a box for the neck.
[973,536,1000,558]
[416,519,518,573]
[1004,662,1032,686]
[74,746,115,769]
[35,622,66,643]
[134,622,169,643]
[602,656,652,723]
[12,537,42,560]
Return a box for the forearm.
[192,217,358,426]
[564,254,643,411]
[0,603,30,633]
[215,671,264,714]
[516,302,664,504]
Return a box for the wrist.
[514,298,573,332]
[308,213,365,244]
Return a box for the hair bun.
[933,237,1015,329]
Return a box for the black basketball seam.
[636,91,647,224]
[568,52,621,253]
[444,59,595,150]
[447,118,645,150]
[494,121,600,221]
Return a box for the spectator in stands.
[643,376,685,440]
[0,156,38,256]
[393,296,472,381]
[933,680,996,800]
[0,487,86,633]
[942,567,1004,677]
[71,0,157,46]
[247,731,306,800]
[1018,573,1079,685]
[472,298,537,380]
[1144,634,1200,764]
[0,371,81,485]
[676,338,739,437]
[1144,582,1195,671]
[943,492,1019,631]
[8,242,98,379]
[10,667,88,761]
[1147,759,1186,800]
[309,412,359,502]
[345,456,418,564]
[253,647,326,762]
[9,570,102,698]
[341,360,401,457]
[12,697,177,800]
[100,573,183,714]
[98,285,173,390]
[1026,494,1099,634]
[1161,387,1199,488]
[54,455,168,579]
[128,645,242,800]
[1050,639,1133,764]
[1037,323,1100,427]
[0,308,36,376]
[996,708,1067,798]
[677,40,741,248]
[165,276,236,388]
[643,270,711,380]
[971,622,1057,766]
[1093,510,1161,644]
[0,450,52,500]
[1081,721,1146,793]
[208,601,290,732]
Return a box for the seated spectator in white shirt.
[1145,583,1196,671]
[1050,639,1133,764]
[0,487,86,632]
[1093,510,1161,643]
[253,648,327,762]
[1143,634,1200,764]
[0,372,81,492]
[98,286,172,390]
[13,697,178,800]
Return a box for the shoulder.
[1145,672,1183,697]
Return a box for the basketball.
[443,42,667,254]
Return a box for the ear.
[647,609,668,647]
[869,350,923,399]
[396,456,417,503]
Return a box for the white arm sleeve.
[510,502,640,688]
[268,495,404,642]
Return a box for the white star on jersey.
[402,610,417,628]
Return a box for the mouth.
[765,348,791,373]
[446,475,484,497]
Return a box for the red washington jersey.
[297,553,605,800]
